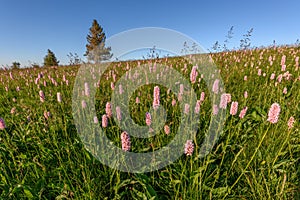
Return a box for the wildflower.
[230,101,238,115]
[111,82,115,90]
[119,84,123,94]
[239,106,248,119]
[105,102,112,118]
[219,93,228,109]
[145,112,152,126]
[194,100,201,114]
[213,104,219,115]
[153,86,160,109]
[0,117,6,130]
[244,91,248,98]
[121,131,131,151]
[283,87,287,94]
[281,65,286,71]
[93,116,99,124]
[200,92,205,102]
[84,82,90,96]
[270,73,275,80]
[172,99,176,106]
[102,114,108,127]
[81,100,87,109]
[39,90,45,102]
[190,65,198,84]
[244,76,247,81]
[164,125,170,135]
[57,92,62,103]
[258,69,262,76]
[44,111,51,120]
[184,104,190,115]
[267,103,281,124]
[116,106,122,121]
[10,107,16,114]
[184,140,194,156]
[135,97,140,104]
[212,79,219,94]
[287,116,295,129]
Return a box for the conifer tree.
[85,19,112,63]
[43,49,59,66]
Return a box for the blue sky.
[0,0,299,67]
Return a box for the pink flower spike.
[121,131,131,151]
[230,101,238,115]
[145,112,152,126]
[184,140,194,156]
[102,114,108,128]
[287,116,295,129]
[164,125,170,135]
[153,86,160,109]
[105,102,112,118]
[0,117,6,130]
[267,103,281,124]
[239,106,248,119]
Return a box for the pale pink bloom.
[81,100,87,109]
[164,125,170,135]
[110,82,115,90]
[0,117,6,129]
[116,106,122,121]
[172,99,176,106]
[200,92,205,102]
[244,76,247,81]
[57,92,62,103]
[177,93,182,102]
[270,73,275,80]
[93,116,98,124]
[153,86,160,109]
[281,65,286,71]
[179,84,184,94]
[212,79,219,94]
[66,80,69,85]
[119,84,123,94]
[105,102,112,118]
[277,74,283,83]
[16,86,20,92]
[258,69,262,76]
[287,116,295,129]
[39,90,45,102]
[219,93,228,109]
[43,80,47,87]
[10,107,16,114]
[135,97,140,104]
[102,114,108,127]
[281,55,286,66]
[44,111,51,120]
[283,87,287,94]
[145,112,152,126]
[244,91,248,98]
[9,72,13,80]
[267,103,281,124]
[84,82,90,96]
[194,100,201,114]
[184,104,190,115]
[190,65,198,84]
[213,104,219,115]
[184,140,194,156]
[230,101,238,115]
[239,106,248,119]
[121,131,131,151]
[263,73,266,77]
[12,98,16,102]
[5,86,8,92]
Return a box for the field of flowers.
[0,46,299,199]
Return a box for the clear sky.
[0,0,299,67]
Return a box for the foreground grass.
[0,46,299,199]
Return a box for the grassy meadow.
[0,46,299,199]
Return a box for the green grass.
[0,46,299,199]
